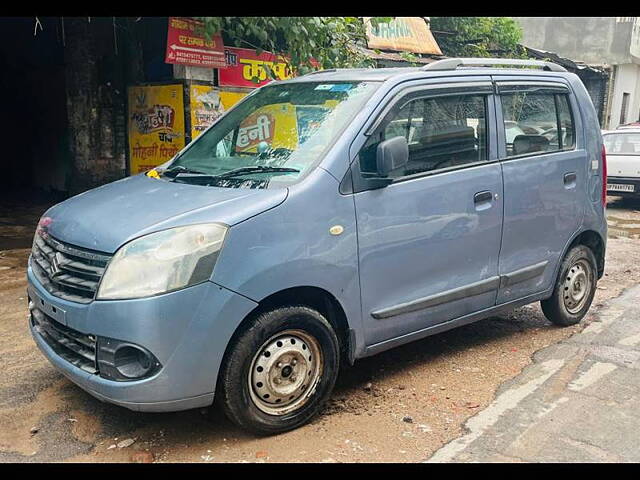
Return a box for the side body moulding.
[372,262,550,320]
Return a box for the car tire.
[218,305,340,435]
[541,245,598,327]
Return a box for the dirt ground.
[1,194,639,463]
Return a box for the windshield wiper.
[162,165,208,178]
[168,165,300,185]
[216,166,300,178]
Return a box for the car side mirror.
[376,136,408,177]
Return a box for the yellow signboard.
[220,91,249,110]
[128,84,185,174]
[190,85,226,140]
[236,103,299,153]
[234,101,339,154]
[364,17,442,55]
[189,88,250,141]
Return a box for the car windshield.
[166,80,380,189]
[604,132,640,156]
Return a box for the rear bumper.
[606,176,640,196]
[27,264,258,412]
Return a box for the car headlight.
[97,223,228,300]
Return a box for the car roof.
[283,66,573,84]
[286,67,424,82]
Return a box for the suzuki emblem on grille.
[50,252,64,277]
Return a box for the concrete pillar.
[172,64,214,82]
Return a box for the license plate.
[607,183,635,192]
[28,286,67,325]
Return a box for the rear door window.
[500,87,575,157]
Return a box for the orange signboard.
[364,17,442,55]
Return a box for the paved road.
[2,195,640,462]
[427,283,640,462]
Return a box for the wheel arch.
[219,286,356,378]
[561,229,606,280]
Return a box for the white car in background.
[617,122,640,129]
[603,128,640,197]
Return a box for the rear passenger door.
[495,80,585,304]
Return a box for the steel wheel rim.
[248,329,323,416]
[563,259,592,314]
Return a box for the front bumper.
[27,264,257,412]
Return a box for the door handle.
[564,172,577,188]
[474,190,494,211]
[474,191,493,204]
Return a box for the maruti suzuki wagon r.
[27,58,608,435]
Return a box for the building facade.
[0,17,442,198]
[0,17,270,197]
[516,17,640,129]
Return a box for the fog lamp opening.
[114,345,154,379]
[97,337,161,381]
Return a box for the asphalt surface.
[0,194,639,463]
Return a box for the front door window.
[360,93,489,179]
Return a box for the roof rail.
[302,69,337,76]
[422,58,567,73]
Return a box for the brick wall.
[63,18,143,194]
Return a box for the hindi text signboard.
[235,104,298,153]
[219,47,292,88]
[165,17,226,69]
[128,84,185,174]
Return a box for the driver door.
[352,84,504,348]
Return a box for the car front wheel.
[218,305,340,435]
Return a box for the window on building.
[620,92,630,125]
[501,91,575,157]
[359,94,488,179]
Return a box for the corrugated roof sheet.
[524,45,608,74]
[352,44,445,65]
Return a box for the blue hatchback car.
[27,58,607,434]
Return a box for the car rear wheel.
[541,245,598,326]
[218,305,340,435]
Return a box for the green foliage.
[398,51,421,66]
[200,17,387,74]
[199,17,527,75]
[430,17,525,58]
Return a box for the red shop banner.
[165,17,226,69]
[219,47,293,88]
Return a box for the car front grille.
[30,305,98,374]
[30,232,111,304]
